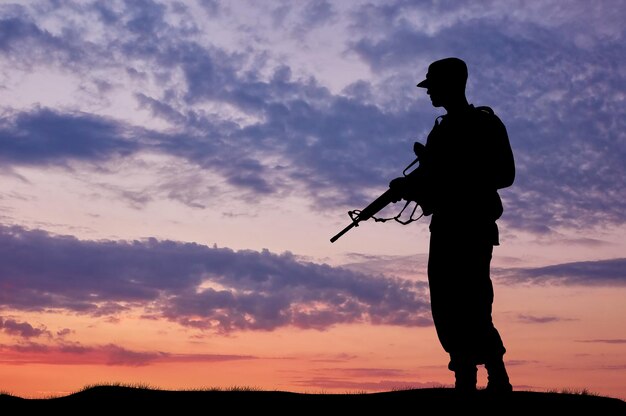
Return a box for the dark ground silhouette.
[1,386,624,414]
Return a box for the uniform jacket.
[419,104,515,244]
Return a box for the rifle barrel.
[329,157,423,244]
[330,221,358,243]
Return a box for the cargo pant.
[427,228,507,373]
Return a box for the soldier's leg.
[448,357,477,392]
[485,358,512,392]
[428,232,477,391]
[469,239,512,392]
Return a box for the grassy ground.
[1,384,624,414]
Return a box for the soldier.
[393,57,515,393]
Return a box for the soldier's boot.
[485,358,512,393]
[453,364,477,393]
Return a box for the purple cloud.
[496,258,626,286]
[0,1,624,235]
[0,225,431,332]
[576,339,626,345]
[0,108,137,166]
[291,376,440,391]
[0,317,50,338]
[0,342,256,366]
[516,314,574,324]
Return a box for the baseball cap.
[417,57,468,88]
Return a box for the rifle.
[330,149,427,243]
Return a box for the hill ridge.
[1,385,624,414]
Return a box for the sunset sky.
[0,0,624,400]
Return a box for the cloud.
[504,359,540,367]
[576,339,626,345]
[301,0,335,29]
[551,237,617,248]
[0,317,50,338]
[599,364,626,371]
[291,376,441,391]
[317,367,409,378]
[287,359,447,391]
[496,258,626,286]
[347,1,626,233]
[0,108,138,166]
[1,1,625,235]
[197,0,221,16]
[515,314,575,324]
[56,328,73,337]
[1,1,427,211]
[0,14,87,68]
[0,342,256,366]
[340,253,429,279]
[309,353,358,363]
[0,225,431,332]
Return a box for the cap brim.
[416,79,429,88]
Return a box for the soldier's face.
[426,83,456,108]
[426,85,445,107]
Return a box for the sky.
[0,0,625,400]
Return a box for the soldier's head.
[417,57,468,108]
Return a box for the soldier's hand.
[389,177,406,202]
[389,177,406,189]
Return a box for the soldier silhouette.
[391,57,515,393]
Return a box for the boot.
[485,359,512,393]
[454,364,477,393]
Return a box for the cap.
[416,57,468,88]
